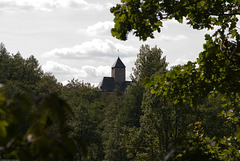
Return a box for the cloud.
[42,61,111,86]
[171,57,189,66]
[42,39,138,59]
[158,35,188,41]
[82,65,110,77]
[41,38,138,85]
[77,21,114,37]
[0,0,105,12]
[162,19,180,28]
[170,53,197,67]
[42,61,88,78]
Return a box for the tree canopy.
[111,0,240,160]
[131,44,168,82]
[111,0,240,41]
[1,0,240,158]
[0,40,239,160]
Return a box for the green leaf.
[231,29,237,38]
[0,120,8,138]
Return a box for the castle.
[98,57,131,92]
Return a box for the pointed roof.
[112,57,125,68]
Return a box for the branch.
[162,1,240,19]
[167,0,202,18]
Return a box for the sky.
[0,0,213,86]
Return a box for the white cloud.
[82,65,110,77]
[0,0,105,12]
[162,19,180,28]
[171,57,189,66]
[41,38,137,85]
[42,61,88,78]
[77,21,114,37]
[105,2,115,10]
[170,53,197,67]
[42,61,112,86]
[158,35,188,41]
[42,39,137,59]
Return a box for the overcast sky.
[0,0,213,86]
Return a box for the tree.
[165,122,240,161]
[0,44,93,160]
[0,93,87,161]
[111,0,240,101]
[101,86,128,161]
[35,73,63,96]
[0,43,11,84]
[122,44,168,127]
[111,0,240,160]
[131,44,168,82]
[0,44,43,99]
[118,45,169,160]
[144,62,240,160]
[63,79,105,161]
[111,0,240,41]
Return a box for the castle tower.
[111,57,125,83]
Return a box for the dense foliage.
[111,0,240,41]
[111,0,240,160]
[0,43,87,160]
[1,39,239,160]
[0,0,240,159]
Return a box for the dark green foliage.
[35,73,63,96]
[118,45,170,160]
[121,44,168,128]
[2,2,240,157]
[119,82,144,128]
[112,1,240,160]
[0,43,42,99]
[63,79,105,161]
[131,44,168,82]
[165,122,240,161]
[0,93,86,161]
[0,43,63,99]
[111,0,240,41]
[101,86,128,161]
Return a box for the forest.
[1,0,240,161]
[0,42,239,161]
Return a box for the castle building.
[98,57,131,92]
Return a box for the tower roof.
[112,57,125,68]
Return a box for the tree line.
[1,0,240,160]
[0,42,239,160]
